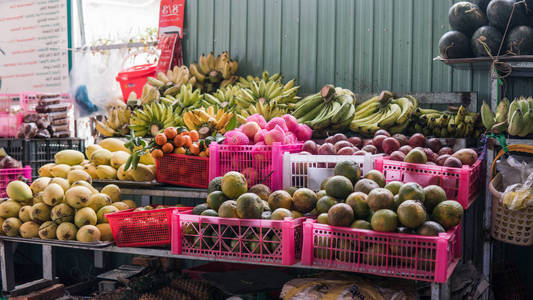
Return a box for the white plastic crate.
[282,153,382,191]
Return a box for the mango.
[55,150,85,166]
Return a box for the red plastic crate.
[301,219,461,282]
[209,142,302,191]
[374,157,482,209]
[171,211,304,265]
[0,166,32,198]
[20,92,72,113]
[156,153,210,188]
[106,206,192,247]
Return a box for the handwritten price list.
[0,0,69,93]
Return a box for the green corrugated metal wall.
[181,0,492,103]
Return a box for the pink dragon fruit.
[265,128,286,145]
[282,114,299,132]
[266,117,288,132]
[294,124,312,142]
[223,130,249,145]
[246,114,267,129]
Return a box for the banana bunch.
[294,85,356,134]
[412,105,482,138]
[129,102,179,137]
[349,91,417,136]
[234,72,300,123]
[136,67,197,106]
[182,106,235,137]
[236,72,281,89]
[204,85,241,109]
[171,84,208,114]
[481,96,533,137]
[94,99,132,137]
[189,51,239,93]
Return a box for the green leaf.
[132,154,141,169]
[225,116,238,132]
[124,155,133,171]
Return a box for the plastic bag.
[501,171,533,210]
[496,153,533,188]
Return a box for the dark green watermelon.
[471,26,504,56]
[505,26,533,55]
[449,2,488,36]
[469,0,491,12]
[439,31,473,59]
[487,0,528,31]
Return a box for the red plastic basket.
[374,157,482,209]
[301,220,461,283]
[209,142,303,191]
[115,64,157,101]
[0,166,32,198]
[171,211,304,265]
[156,153,210,188]
[106,206,192,247]
[19,92,72,113]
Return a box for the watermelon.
[469,0,491,12]
[449,2,488,36]
[487,0,528,31]
[471,26,504,56]
[439,31,473,59]
[505,26,533,55]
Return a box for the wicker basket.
[489,146,533,246]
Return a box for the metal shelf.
[0,237,451,299]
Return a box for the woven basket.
[489,145,533,246]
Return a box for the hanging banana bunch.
[412,105,482,138]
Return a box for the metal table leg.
[42,245,55,281]
[0,240,16,292]
[431,282,450,300]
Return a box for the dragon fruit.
[294,124,312,142]
[254,129,266,144]
[282,114,299,132]
[266,117,288,132]
[246,114,267,129]
[241,121,261,140]
[224,130,249,145]
[265,128,286,145]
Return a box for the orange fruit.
[164,127,177,139]
[162,142,174,153]
[155,133,167,146]
[173,135,184,147]
[182,135,192,148]
[189,130,200,142]
[199,151,208,157]
[175,147,186,155]
[189,144,200,155]
[151,149,164,159]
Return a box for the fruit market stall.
[3,0,533,299]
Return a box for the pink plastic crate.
[171,211,304,265]
[0,166,32,198]
[106,206,192,247]
[0,94,19,112]
[374,157,482,209]
[0,113,24,138]
[301,219,461,283]
[209,142,302,190]
[20,92,72,113]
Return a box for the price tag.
[307,167,334,191]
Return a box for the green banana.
[508,108,524,136]
[481,101,495,130]
[495,98,509,123]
